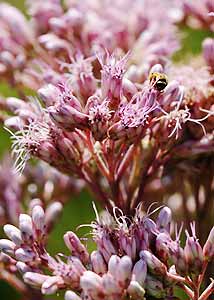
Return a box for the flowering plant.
[1,0,214,299]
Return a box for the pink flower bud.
[0,253,14,264]
[64,8,83,28]
[108,255,120,275]
[203,38,214,70]
[4,116,24,130]
[39,34,69,53]
[68,256,86,275]
[0,4,32,46]
[156,207,172,232]
[100,236,116,262]
[150,64,164,74]
[170,244,188,276]
[24,272,49,287]
[122,78,138,100]
[6,97,28,113]
[32,205,46,234]
[91,251,107,275]
[127,281,145,300]
[49,17,67,36]
[15,247,36,262]
[116,255,132,286]
[3,224,22,246]
[64,232,89,264]
[16,261,32,274]
[0,239,16,255]
[120,235,137,260]
[38,84,60,107]
[29,199,43,213]
[156,232,172,263]
[183,224,204,274]
[132,259,147,286]
[0,51,15,68]
[45,202,63,230]
[80,271,103,298]
[102,273,121,295]
[65,290,82,300]
[41,275,63,295]
[125,65,140,82]
[19,214,34,242]
[140,250,167,276]
[203,226,214,260]
[49,105,89,131]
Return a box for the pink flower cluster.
[1,204,214,300]
[0,0,214,299]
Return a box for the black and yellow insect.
[149,72,168,91]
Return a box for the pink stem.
[199,280,214,300]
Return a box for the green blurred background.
[0,0,213,299]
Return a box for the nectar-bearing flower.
[1,0,214,299]
[1,204,214,300]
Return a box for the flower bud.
[122,78,138,99]
[3,225,22,246]
[132,259,147,286]
[140,250,167,276]
[65,290,82,300]
[24,272,48,287]
[32,205,46,234]
[64,8,83,28]
[64,231,89,264]
[29,199,43,213]
[203,38,214,70]
[117,255,132,286]
[45,202,63,230]
[156,207,172,232]
[41,276,63,295]
[38,84,59,107]
[184,236,204,274]
[100,236,116,262]
[170,244,188,276]
[0,3,32,46]
[68,256,86,275]
[15,247,36,262]
[0,253,15,264]
[91,251,107,275]
[102,273,121,295]
[0,239,16,255]
[39,34,69,53]
[143,218,157,234]
[49,104,88,131]
[127,281,145,300]
[108,255,120,275]
[80,271,103,298]
[0,51,14,68]
[150,64,164,74]
[4,116,24,130]
[49,17,67,35]
[120,235,137,260]
[203,226,214,260]
[16,261,32,274]
[19,214,34,242]
[6,97,27,112]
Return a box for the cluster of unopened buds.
[1,0,214,299]
[0,156,84,225]
[1,204,214,300]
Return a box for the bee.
[149,72,168,92]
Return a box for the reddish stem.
[198,280,214,300]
